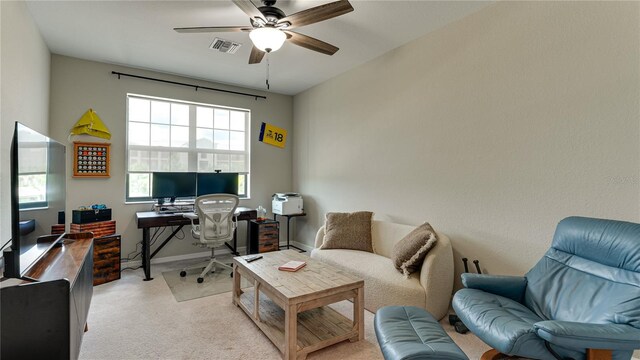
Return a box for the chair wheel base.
[197,277,204,283]
[179,271,186,277]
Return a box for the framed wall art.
[73,142,110,178]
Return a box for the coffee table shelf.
[233,250,364,360]
[238,288,355,355]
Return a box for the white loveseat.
[310,220,454,320]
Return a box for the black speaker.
[58,211,65,225]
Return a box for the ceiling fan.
[174,0,354,64]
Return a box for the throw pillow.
[320,211,374,252]
[392,222,438,277]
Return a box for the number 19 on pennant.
[259,122,287,148]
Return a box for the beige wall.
[0,1,51,248]
[49,55,293,260]
[293,1,640,282]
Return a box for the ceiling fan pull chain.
[265,53,270,90]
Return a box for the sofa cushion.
[311,248,425,312]
[320,211,374,252]
[392,222,438,277]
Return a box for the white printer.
[272,193,304,215]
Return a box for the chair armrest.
[535,320,640,351]
[183,212,198,221]
[418,233,454,320]
[314,226,325,248]
[461,273,527,303]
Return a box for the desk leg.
[225,222,241,256]
[142,227,153,281]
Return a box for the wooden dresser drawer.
[249,219,280,254]
[93,234,121,286]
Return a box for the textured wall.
[0,1,51,249]
[293,1,640,283]
[49,55,293,261]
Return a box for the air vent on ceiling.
[209,38,242,54]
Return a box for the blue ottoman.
[374,306,468,360]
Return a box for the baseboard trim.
[120,242,314,269]
[289,241,314,252]
[120,246,246,268]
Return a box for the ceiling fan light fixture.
[249,27,286,53]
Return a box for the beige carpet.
[79,259,490,359]
[161,256,250,302]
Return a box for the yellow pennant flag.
[70,108,111,140]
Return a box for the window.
[126,94,250,201]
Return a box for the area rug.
[162,258,250,302]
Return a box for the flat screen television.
[151,172,197,203]
[3,122,67,279]
[196,172,239,196]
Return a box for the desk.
[273,213,306,252]
[136,207,256,281]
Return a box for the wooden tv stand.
[1,232,94,360]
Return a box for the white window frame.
[125,93,250,202]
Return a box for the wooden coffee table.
[232,250,364,360]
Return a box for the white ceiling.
[26,0,492,95]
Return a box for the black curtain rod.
[111,71,267,100]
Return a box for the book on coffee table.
[278,260,306,272]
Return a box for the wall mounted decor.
[258,122,287,148]
[73,142,110,178]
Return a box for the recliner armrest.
[461,273,527,303]
[535,320,640,351]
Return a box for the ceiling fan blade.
[278,0,353,30]
[248,46,265,64]
[284,31,338,56]
[174,26,252,33]
[232,0,264,21]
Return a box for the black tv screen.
[196,172,239,196]
[151,172,196,201]
[4,122,67,278]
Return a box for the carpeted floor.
[79,258,490,359]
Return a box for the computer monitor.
[196,172,239,196]
[151,172,197,203]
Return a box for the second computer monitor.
[152,172,197,202]
[197,172,239,196]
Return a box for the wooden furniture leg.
[482,348,613,360]
[350,287,364,342]
[232,264,240,306]
[254,281,261,321]
[284,304,298,360]
[481,349,503,360]
[587,349,612,360]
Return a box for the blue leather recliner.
[452,216,640,360]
